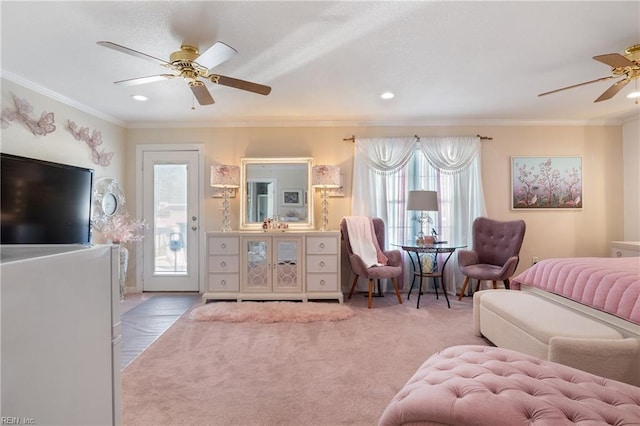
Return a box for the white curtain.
[418,136,486,294]
[352,137,415,218]
[350,135,486,296]
[351,137,415,292]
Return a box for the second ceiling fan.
[538,44,640,102]
[97,40,271,105]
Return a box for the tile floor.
[120,293,201,369]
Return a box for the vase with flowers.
[98,212,147,299]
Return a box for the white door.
[141,150,200,291]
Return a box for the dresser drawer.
[208,274,240,292]
[208,255,239,273]
[306,237,338,255]
[306,274,338,292]
[208,237,239,255]
[306,255,337,273]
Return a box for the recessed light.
[626,91,640,99]
[380,92,395,100]
[131,94,149,102]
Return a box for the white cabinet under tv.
[0,244,121,425]
[205,231,343,303]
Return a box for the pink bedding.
[511,257,640,325]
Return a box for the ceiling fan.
[97,40,271,105]
[538,44,640,102]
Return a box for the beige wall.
[623,117,640,240]
[127,123,624,276]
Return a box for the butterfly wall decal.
[1,95,56,136]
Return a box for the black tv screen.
[1,153,94,244]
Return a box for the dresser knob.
[220,261,226,267]
[221,243,227,249]
[319,261,325,267]
[221,280,227,286]
[319,243,325,249]
[616,251,622,257]
[320,280,326,286]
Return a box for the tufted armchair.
[456,217,526,300]
[340,217,403,309]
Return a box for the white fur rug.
[189,301,355,323]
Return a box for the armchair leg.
[391,277,403,305]
[492,280,497,289]
[503,279,510,290]
[348,275,359,300]
[457,276,470,301]
[368,279,374,309]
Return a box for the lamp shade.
[407,190,439,211]
[210,165,240,188]
[312,165,340,188]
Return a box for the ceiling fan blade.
[538,75,616,97]
[97,41,169,66]
[593,53,636,68]
[195,41,237,71]
[114,74,176,86]
[594,78,630,102]
[209,74,272,95]
[190,82,215,105]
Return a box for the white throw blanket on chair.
[344,216,388,268]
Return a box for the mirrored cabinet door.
[273,237,302,293]
[242,237,272,292]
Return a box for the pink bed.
[511,257,640,325]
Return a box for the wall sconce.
[407,190,439,244]
[211,165,240,232]
[312,165,340,231]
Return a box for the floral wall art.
[512,156,583,209]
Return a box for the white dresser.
[610,241,640,257]
[205,231,342,303]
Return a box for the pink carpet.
[189,301,355,323]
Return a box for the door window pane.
[154,164,188,274]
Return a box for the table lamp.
[211,164,240,232]
[407,190,439,244]
[312,165,340,231]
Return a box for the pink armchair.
[340,217,403,309]
[456,217,526,300]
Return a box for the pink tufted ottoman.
[379,345,640,426]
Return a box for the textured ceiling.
[1,1,639,127]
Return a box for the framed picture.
[328,173,345,197]
[211,187,236,198]
[281,189,303,206]
[511,156,582,209]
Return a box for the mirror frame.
[240,157,315,230]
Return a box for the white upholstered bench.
[473,290,640,385]
[379,345,640,426]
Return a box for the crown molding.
[1,70,126,127]
[2,71,629,129]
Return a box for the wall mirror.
[240,157,314,230]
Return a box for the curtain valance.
[355,137,415,175]
[419,136,480,174]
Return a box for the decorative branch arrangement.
[1,95,56,136]
[66,120,114,167]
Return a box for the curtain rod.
[343,134,492,142]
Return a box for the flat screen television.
[1,153,94,244]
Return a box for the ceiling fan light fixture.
[131,94,149,102]
[381,91,395,99]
